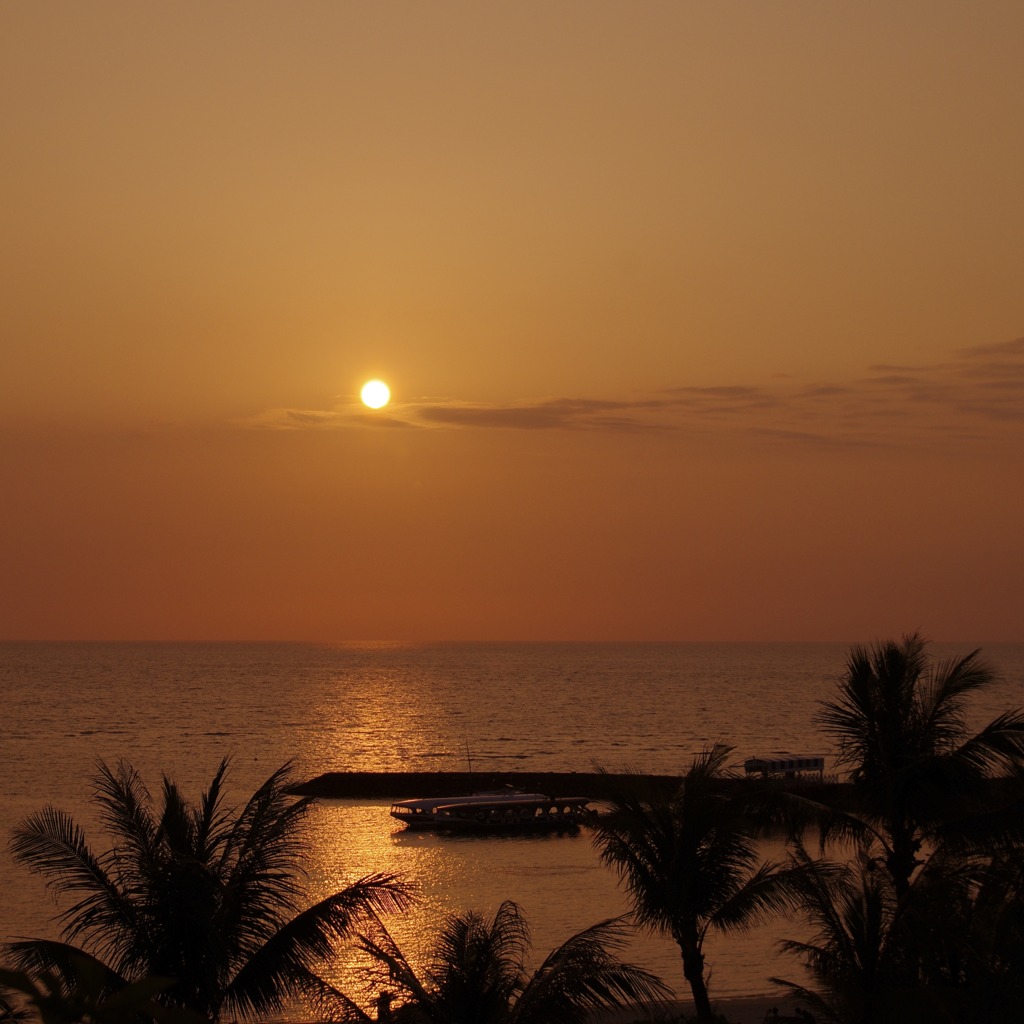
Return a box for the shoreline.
[590,993,806,1023]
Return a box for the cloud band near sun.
[242,336,1024,450]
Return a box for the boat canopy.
[391,791,549,815]
[434,796,590,813]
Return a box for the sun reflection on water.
[6,643,1023,1018]
[298,800,644,1009]
[300,666,471,775]
[289,655,816,1014]
[297,800,810,1017]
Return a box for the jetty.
[289,770,682,800]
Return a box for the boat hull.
[390,791,591,834]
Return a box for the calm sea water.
[3,642,1023,1008]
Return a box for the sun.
[360,379,391,409]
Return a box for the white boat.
[390,789,591,833]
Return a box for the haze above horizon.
[3,2,1022,643]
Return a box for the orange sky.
[2,2,1022,642]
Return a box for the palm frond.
[423,902,526,1020]
[223,873,415,1020]
[215,769,319,963]
[355,915,435,1010]
[158,779,198,859]
[592,752,802,1013]
[11,759,415,1023]
[1,941,130,999]
[8,808,139,958]
[340,903,668,1024]
[9,808,109,894]
[513,916,670,1024]
[768,977,844,1024]
[300,974,378,1024]
[952,710,1024,777]
[709,860,806,935]
[0,989,28,1024]
[776,842,911,1024]
[92,761,159,872]
[220,766,312,902]
[452,901,528,981]
[193,757,233,862]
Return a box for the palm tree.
[0,956,205,1024]
[315,899,669,1024]
[773,841,1024,1024]
[959,852,1024,1022]
[591,747,802,1022]
[774,635,1024,1022]
[816,633,1024,897]
[771,844,921,1024]
[6,759,414,1021]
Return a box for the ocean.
[3,641,1023,1009]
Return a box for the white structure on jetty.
[743,752,825,781]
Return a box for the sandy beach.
[591,993,807,1023]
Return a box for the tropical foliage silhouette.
[771,844,915,1024]
[5,760,413,1022]
[776,635,1024,1023]
[0,956,204,1024]
[591,746,803,1022]
[816,632,1024,896]
[7,636,1024,1024]
[316,899,669,1024]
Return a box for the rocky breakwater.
[288,770,683,800]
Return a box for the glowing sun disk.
[361,380,390,409]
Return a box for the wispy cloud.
[241,336,1024,450]
[957,336,1024,359]
[419,398,670,432]
[243,408,416,430]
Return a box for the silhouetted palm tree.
[774,636,1024,1022]
[771,844,919,1024]
[0,956,204,1024]
[316,900,668,1024]
[908,848,1024,1024]
[774,841,1024,1024]
[591,747,802,1021]
[817,633,1024,897]
[6,760,413,1021]
[970,855,1024,1020]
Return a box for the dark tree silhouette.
[776,635,1024,1023]
[316,899,669,1024]
[817,633,1024,896]
[0,956,205,1024]
[771,844,922,1024]
[6,760,413,1021]
[591,747,802,1021]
